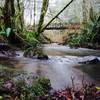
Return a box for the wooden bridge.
[46,23,80,30]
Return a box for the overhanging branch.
[41,0,74,32]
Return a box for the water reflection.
[15,56,96,89]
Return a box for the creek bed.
[0,44,100,90]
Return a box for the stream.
[0,43,100,90]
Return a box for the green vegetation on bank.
[66,8,100,49]
[0,65,100,100]
[0,65,51,99]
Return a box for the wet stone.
[79,58,100,64]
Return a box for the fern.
[0,28,12,37]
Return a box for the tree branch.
[41,0,74,32]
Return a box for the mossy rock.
[24,47,48,60]
[37,54,48,60]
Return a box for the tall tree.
[82,0,91,24]
[17,0,24,30]
[3,0,23,46]
[3,0,15,28]
[37,0,49,35]
[3,0,10,28]
[33,0,36,31]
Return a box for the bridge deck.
[46,23,80,30]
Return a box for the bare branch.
[41,0,74,32]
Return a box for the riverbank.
[0,43,100,99]
[0,44,100,89]
[0,65,100,100]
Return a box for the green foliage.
[0,65,51,99]
[0,28,12,37]
[24,31,39,44]
[22,31,42,57]
[81,8,100,43]
[6,28,12,37]
[32,81,45,96]
[37,77,51,91]
[68,8,100,47]
[19,77,50,98]
[67,32,80,47]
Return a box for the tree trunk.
[82,0,91,24]
[33,0,36,31]
[17,0,24,30]
[37,0,49,35]
[11,0,15,28]
[3,0,15,29]
[4,0,11,28]
[3,0,23,46]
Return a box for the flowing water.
[0,43,100,90]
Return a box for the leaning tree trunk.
[17,0,24,31]
[37,0,49,36]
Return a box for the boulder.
[37,54,48,60]
[79,58,100,64]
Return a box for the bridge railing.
[46,23,80,30]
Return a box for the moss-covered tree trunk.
[37,0,49,36]
[82,0,91,24]
[4,0,15,29]
[4,0,12,28]
[11,0,16,30]
[3,0,22,46]
[17,0,24,31]
[3,0,15,44]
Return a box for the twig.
[82,72,85,88]
[71,76,75,91]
